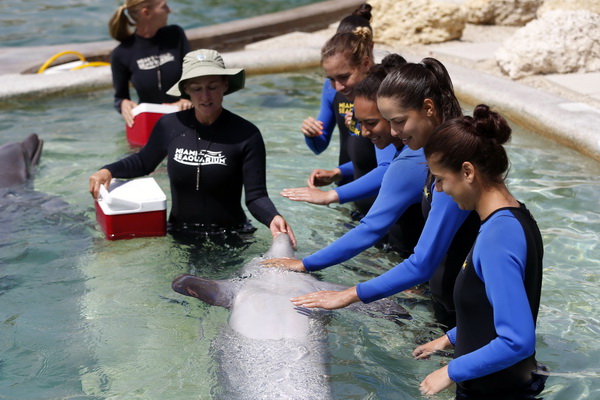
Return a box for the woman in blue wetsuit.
[109,0,192,127]
[302,27,396,217]
[303,3,373,161]
[289,58,480,330]
[413,104,547,399]
[265,54,425,273]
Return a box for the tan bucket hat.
[167,49,245,99]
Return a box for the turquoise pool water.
[0,0,322,47]
[2,1,600,398]
[1,71,599,399]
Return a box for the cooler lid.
[131,103,179,118]
[97,177,167,215]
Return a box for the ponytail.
[108,0,155,42]
[108,5,132,42]
[378,57,462,122]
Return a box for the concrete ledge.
[447,62,600,162]
[186,0,363,52]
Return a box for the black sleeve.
[102,115,171,177]
[110,47,131,113]
[242,130,279,227]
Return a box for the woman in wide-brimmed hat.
[90,49,296,246]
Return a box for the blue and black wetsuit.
[356,172,480,329]
[302,145,427,270]
[111,25,190,112]
[102,108,279,233]
[447,203,546,399]
[304,80,340,158]
[304,82,395,216]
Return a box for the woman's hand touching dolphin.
[261,258,306,272]
[269,215,297,248]
[290,286,360,310]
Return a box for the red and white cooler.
[126,103,179,147]
[95,177,167,240]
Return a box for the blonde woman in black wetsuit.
[89,49,296,246]
[109,0,192,127]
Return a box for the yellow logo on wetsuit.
[338,102,361,136]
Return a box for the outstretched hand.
[280,186,339,205]
[261,258,306,272]
[290,287,360,310]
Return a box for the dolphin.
[172,233,409,399]
[0,133,72,242]
[0,133,43,188]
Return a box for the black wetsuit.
[102,108,279,232]
[449,204,546,399]
[110,25,190,112]
[333,92,378,215]
[421,172,481,329]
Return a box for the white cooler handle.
[99,185,142,211]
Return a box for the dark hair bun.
[353,3,373,21]
[472,104,511,145]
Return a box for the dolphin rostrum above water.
[172,233,409,399]
[0,133,43,188]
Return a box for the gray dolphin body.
[172,234,409,399]
[0,133,72,242]
[0,133,43,188]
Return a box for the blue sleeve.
[447,328,457,346]
[305,80,337,155]
[448,215,536,382]
[356,187,472,303]
[337,161,354,180]
[303,148,427,271]
[335,144,396,203]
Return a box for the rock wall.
[495,10,600,78]
[369,0,466,46]
[463,0,543,26]
[538,0,600,15]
